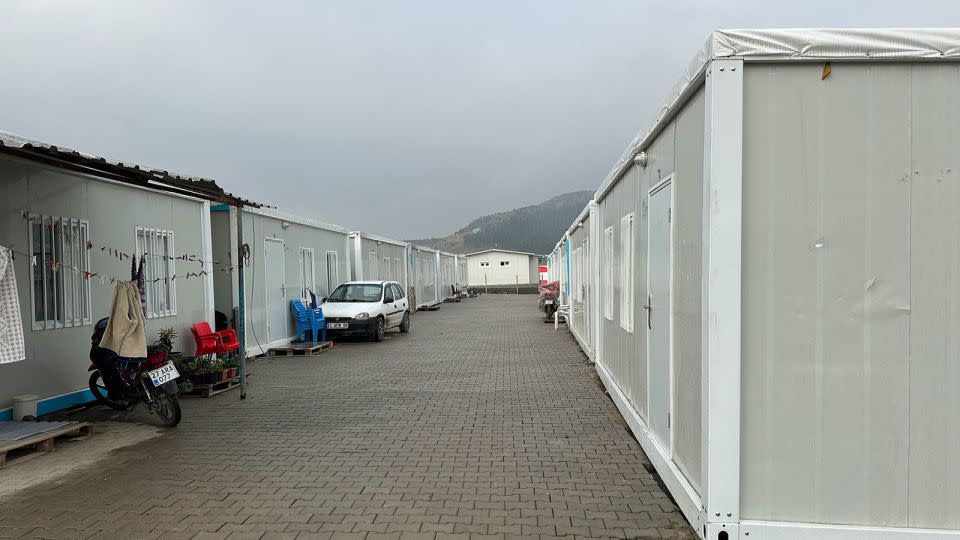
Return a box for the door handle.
[644,294,652,330]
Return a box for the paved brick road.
[0,295,695,539]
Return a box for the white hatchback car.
[321,281,410,341]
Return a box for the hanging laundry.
[134,255,146,317]
[99,281,147,358]
[0,246,26,364]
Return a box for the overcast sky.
[2,1,958,239]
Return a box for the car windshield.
[326,284,383,303]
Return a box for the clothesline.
[1,244,224,286]
[18,208,239,270]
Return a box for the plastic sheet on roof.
[596,28,960,200]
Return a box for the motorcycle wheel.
[89,371,128,410]
[151,393,182,427]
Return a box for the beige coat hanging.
[98,281,147,358]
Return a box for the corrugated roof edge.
[246,207,349,234]
[0,130,262,207]
[350,231,409,248]
[594,28,960,201]
[565,202,594,237]
[464,248,539,257]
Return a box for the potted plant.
[223,355,240,380]
[154,327,178,354]
[174,355,195,383]
[210,358,227,382]
[188,355,219,385]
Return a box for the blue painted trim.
[0,388,94,421]
[36,389,97,416]
[211,204,230,212]
[565,237,572,297]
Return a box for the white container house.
[348,232,408,287]
[456,255,468,293]
[556,29,960,540]
[437,251,458,300]
[0,131,246,419]
[211,207,351,356]
[564,202,597,361]
[465,249,539,288]
[409,245,440,308]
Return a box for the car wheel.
[399,312,410,334]
[371,317,384,342]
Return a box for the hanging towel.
[99,281,147,358]
[0,247,25,364]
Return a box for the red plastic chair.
[191,322,240,356]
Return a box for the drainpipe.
[236,207,247,400]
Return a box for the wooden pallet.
[267,341,334,357]
[0,422,93,469]
[182,377,241,398]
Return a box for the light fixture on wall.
[634,151,648,168]
[281,221,290,230]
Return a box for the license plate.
[328,322,348,329]
[148,362,180,387]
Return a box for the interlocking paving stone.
[0,295,695,539]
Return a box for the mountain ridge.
[409,190,593,254]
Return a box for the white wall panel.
[740,62,946,527]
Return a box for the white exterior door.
[265,239,288,343]
[647,180,673,448]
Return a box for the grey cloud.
[3,0,959,238]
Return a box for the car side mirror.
[384,296,394,304]
[320,297,327,303]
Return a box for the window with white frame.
[603,226,614,321]
[299,247,315,298]
[619,213,635,332]
[570,248,578,303]
[383,256,391,281]
[394,258,402,284]
[136,227,176,318]
[29,216,92,330]
[582,238,589,302]
[325,251,339,295]
[499,260,510,267]
[479,261,490,267]
[368,252,378,280]
[575,246,585,303]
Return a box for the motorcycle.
[87,317,184,427]
[538,281,560,320]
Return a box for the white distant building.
[465,249,539,287]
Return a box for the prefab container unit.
[558,29,960,540]
[409,245,440,308]
[546,245,561,286]
[0,132,233,419]
[564,202,597,361]
[456,256,468,291]
[554,242,568,304]
[215,207,351,356]
[438,251,457,300]
[348,232,408,287]
[465,249,540,288]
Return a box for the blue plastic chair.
[291,299,326,343]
